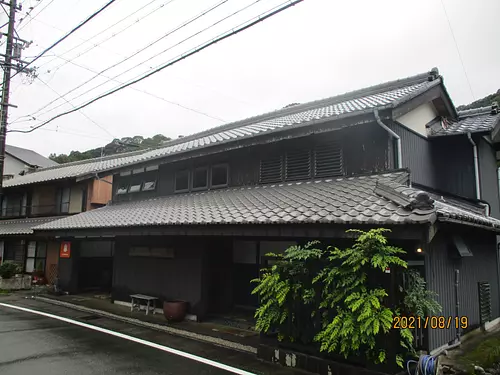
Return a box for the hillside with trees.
[457,89,500,111]
[49,134,170,164]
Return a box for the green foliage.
[252,241,324,344]
[313,229,407,365]
[252,229,444,368]
[0,261,21,279]
[457,89,500,111]
[49,134,171,164]
[402,269,442,318]
[252,228,445,369]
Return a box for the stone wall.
[0,275,31,290]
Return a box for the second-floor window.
[174,164,229,193]
[56,187,70,214]
[192,167,208,190]
[1,193,27,217]
[259,141,344,184]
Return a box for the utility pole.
[0,0,17,193]
[0,0,32,192]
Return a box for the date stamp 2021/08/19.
[393,316,468,330]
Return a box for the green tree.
[49,134,171,164]
[252,228,441,368]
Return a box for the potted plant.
[163,300,189,322]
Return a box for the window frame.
[142,180,157,192]
[128,183,142,193]
[174,170,190,193]
[116,185,129,195]
[191,166,209,191]
[210,163,229,188]
[25,241,47,274]
[57,187,71,214]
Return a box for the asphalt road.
[0,297,299,375]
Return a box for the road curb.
[35,296,257,355]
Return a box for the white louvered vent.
[259,156,283,184]
[285,149,311,181]
[314,142,343,178]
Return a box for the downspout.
[467,132,481,200]
[374,109,402,169]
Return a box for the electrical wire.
[36,0,164,72]
[439,0,475,101]
[7,54,225,125]
[8,0,303,134]
[18,0,55,30]
[31,0,261,120]
[11,0,118,79]
[30,0,231,119]
[35,75,116,139]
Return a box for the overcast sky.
[2,0,499,158]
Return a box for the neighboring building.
[0,151,147,284]
[3,144,58,180]
[11,68,500,353]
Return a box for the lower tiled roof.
[378,181,500,230]
[429,106,500,137]
[0,216,67,236]
[34,170,500,233]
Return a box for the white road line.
[0,302,256,375]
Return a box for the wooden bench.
[130,294,158,315]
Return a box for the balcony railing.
[0,203,70,219]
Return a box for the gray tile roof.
[33,170,500,233]
[6,144,58,168]
[428,106,500,137]
[133,79,438,164]
[4,150,147,188]
[0,216,67,236]
[5,71,442,189]
[377,180,500,230]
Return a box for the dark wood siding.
[478,137,500,218]
[112,123,391,202]
[388,122,437,188]
[112,236,208,318]
[425,229,500,351]
[341,123,389,175]
[432,136,476,199]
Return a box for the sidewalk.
[34,292,260,355]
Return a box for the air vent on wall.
[260,156,283,184]
[314,142,343,178]
[285,149,311,181]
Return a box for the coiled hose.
[406,355,437,375]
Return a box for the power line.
[35,0,162,72]
[32,0,261,120]
[8,0,304,134]
[8,52,225,125]
[18,0,55,30]
[30,0,231,119]
[439,0,475,101]
[11,0,117,79]
[35,75,116,139]
[34,126,113,141]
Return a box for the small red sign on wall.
[60,242,71,258]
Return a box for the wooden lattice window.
[313,141,343,178]
[259,156,283,184]
[285,149,311,181]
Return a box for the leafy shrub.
[252,228,441,368]
[0,261,21,279]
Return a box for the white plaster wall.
[396,102,438,137]
[3,155,27,177]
